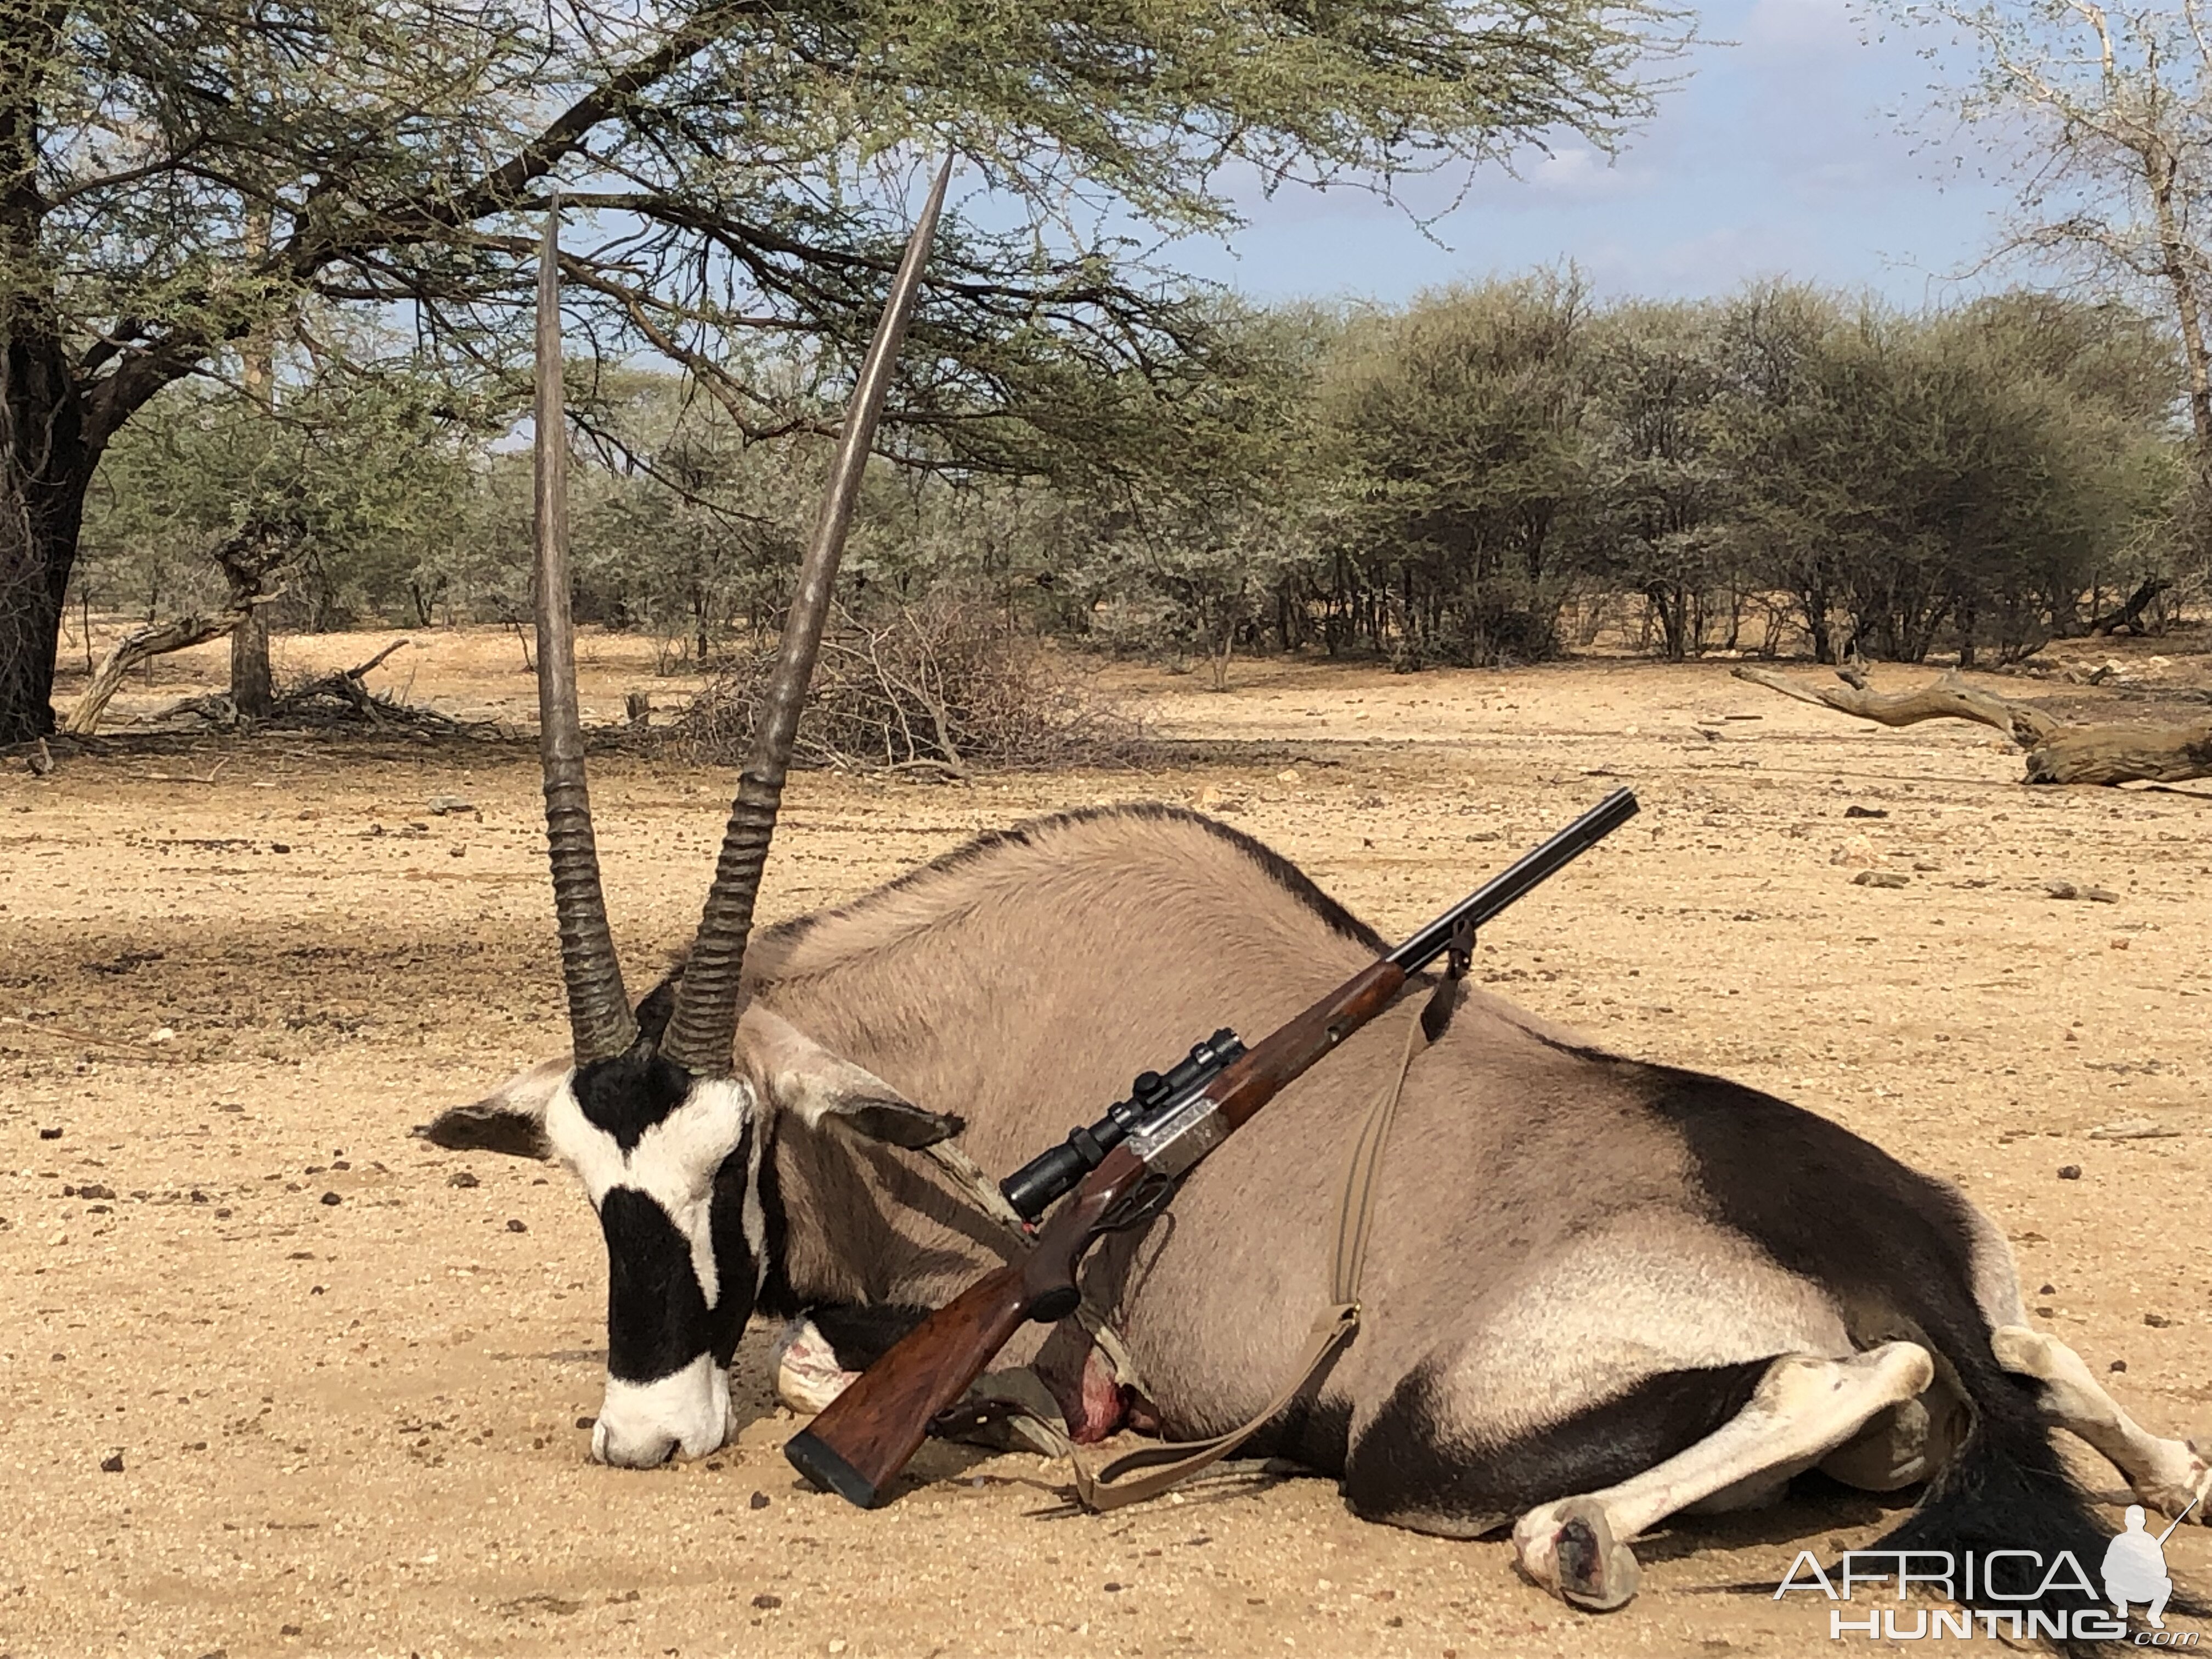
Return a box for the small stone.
[505,1218,527,1233]
[100,1452,123,1472]
[575,1415,595,1430]
[2039,1283,2057,1296]
[1275,769,1299,783]
[2085,887,2120,904]
[319,1191,342,1206]
[270,842,290,854]
[148,1026,176,1043]
[750,1492,770,1511]
[428,794,475,815]
[2043,878,2080,900]
[1853,871,1909,888]
[448,1171,479,1188]
[449,845,466,859]
[2057,1165,2082,1180]
[2111,1360,2128,1373]
[1843,804,1888,819]
[1103,1582,1123,1593]
[2109,938,2130,950]
[1912,860,1940,872]
[1831,835,1877,868]
[828,1641,848,1656]
[38,1126,60,1139]
[2145,1312,2177,1328]
[752,1594,782,1610]
[280,1625,302,1638]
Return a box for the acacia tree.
[82,363,484,634]
[0,0,1679,742]
[1892,0,2212,454]
[1314,274,1599,665]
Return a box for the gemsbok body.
[432,171,2205,1621]
[433,802,2208,1616]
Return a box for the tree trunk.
[230,608,273,719]
[0,393,94,744]
[229,201,278,721]
[0,5,96,747]
[2148,146,2212,458]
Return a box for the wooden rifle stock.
[785,959,1406,1508]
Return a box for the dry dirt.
[5,629,2212,1659]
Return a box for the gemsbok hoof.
[1515,1498,1642,1611]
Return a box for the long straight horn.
[534,198,637,1063]
[659,159,951,1076]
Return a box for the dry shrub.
[664,596,1145,773]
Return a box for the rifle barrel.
[1386,787,1637,973]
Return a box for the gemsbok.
[425,179,2208,1622]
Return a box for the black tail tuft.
[1870,1362,2202,1654]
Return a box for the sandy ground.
[5,629,2212,1659]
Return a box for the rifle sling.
[1071,969,1455,1511]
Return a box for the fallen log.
[62,608,253,736]
[1732,664,2212,787]
[2086,577,2170,637]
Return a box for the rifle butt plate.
[784,1428,888,1509]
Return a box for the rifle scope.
[1000,1029,1246,1221]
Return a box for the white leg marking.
[1513,1342,1936,1611]
[1992,1325,2211,1519]
[772,1315,858,1415]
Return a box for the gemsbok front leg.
[1511,1342,1936,1611]
[1992,1325,2212,1520]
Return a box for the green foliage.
[0,0,1691,741]
[1310,274,1598,664]
[80,360,486,629]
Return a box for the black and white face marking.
[547,1047,766,1469]
[424,1003,964,1469]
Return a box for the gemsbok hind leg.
[1513,1342,1936,1611]
[1992,1325,2212,1520]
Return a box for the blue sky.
[1157,0,2026,309]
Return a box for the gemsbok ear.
[417,1053,567,1160]
[737,1003,963,1149]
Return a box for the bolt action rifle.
[786,787,1639,1508]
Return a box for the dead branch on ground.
[1733,664,2212,786]
[62,605,264,736]
[120,639,504,742]
[664,597,1144,774]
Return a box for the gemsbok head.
[425,170,961,1469]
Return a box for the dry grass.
[662,596,1146,774]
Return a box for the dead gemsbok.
[426,188,2209,1617]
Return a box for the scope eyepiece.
[998,1028,1243,1221]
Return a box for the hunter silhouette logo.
[2107,1500,2198,1628]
